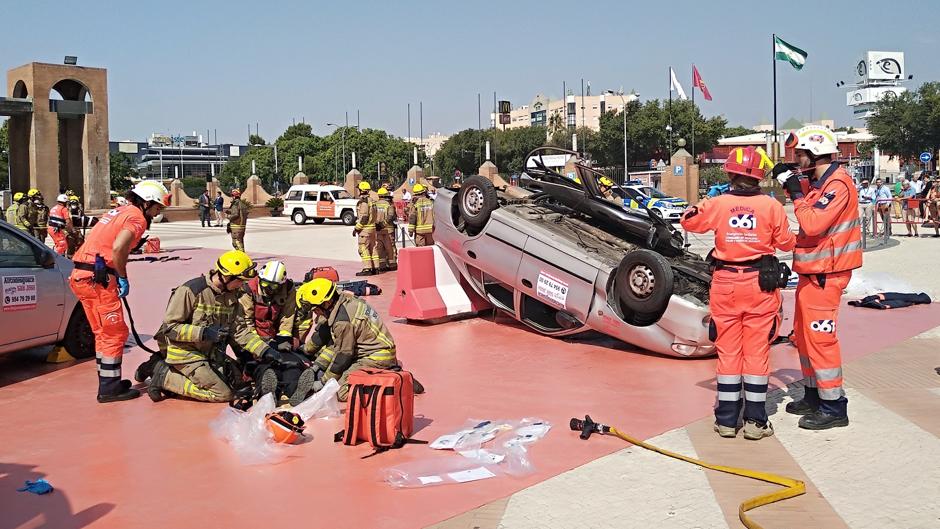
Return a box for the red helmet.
[265,411,306,444]
[230,188,242,198]
[723,146,773,180]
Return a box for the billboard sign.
[857,51,905,83]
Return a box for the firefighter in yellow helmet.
[294,278,398,401]
[407,183,434,247]
[6,192,26,228]
[354,181,379,275]
[13,191,34,234]
[143,250,289,403]
[226,189,250,251]
[27,189,49,243]
[598,176,618,202]
[373,187,398,271]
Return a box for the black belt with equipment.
[73,254,117,287]
[712,255,790,293]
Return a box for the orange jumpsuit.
[70,206,148,397]
[790,163,861,417]
[47,203,72,255]
[681,189,795,427]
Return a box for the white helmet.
[258,260,288,285]
[56,194,69,203]
[131,180,169,203]
[786,126,839,157]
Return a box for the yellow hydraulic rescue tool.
[570,415,805,529]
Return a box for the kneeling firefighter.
[681,146,795,440]
[294,278,398,401]
[70,181,168,403]
[144,251,287,403]
[235,260,317,404]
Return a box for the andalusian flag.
[774,36,807,70]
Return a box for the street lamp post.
[606,89,633,182]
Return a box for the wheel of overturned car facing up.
[457,175,498,230]
[62,306,95,359]
[614,249,674,325]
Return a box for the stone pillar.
[344,168,363,195]
[661,148,699,202]
[478,161,499,181]
[244,174,273,205]
[168,178,188,207]
[406,165,425,191]
[292,171,309,185]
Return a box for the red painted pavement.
[1,247,937,529]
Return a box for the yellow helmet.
[296,278,337,307]
[215,250,257,279]
[599,177,614,187]
[358,181,371,192]
[13,192,24,202]
[377,188,389,197]
[413,183,426,194]
[27,188,41,198]
[68,194,80,203]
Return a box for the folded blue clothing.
[17,479,53,495]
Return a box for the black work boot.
[786,386,819,415]
[259,367,278,397]
[798,410,849,430]
[290,367,323,406]
[134,354,161,383]
[388,263,398,271]
[148,360,170,403]
[356,269,375,276]
[97,379,141,403]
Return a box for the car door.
[515,237,598,331]
[0,226,66,349]
[317,192,335,218]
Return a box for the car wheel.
[292,209,307,225]
[62,306,95,359]
[614,249,674,318]
[312,217,326,224]
[341,210,357,226]
[457,175,498,230]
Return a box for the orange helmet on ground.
[265,411,306,444]
[723,146,773,180]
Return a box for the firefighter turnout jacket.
[227,199,250,229]
[321,292,397,381]
[374,199,395,233]
[355,196,377,233]
[238,277,298,340]
[408,196,434,235]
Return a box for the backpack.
[334,369,424,456]
[304,266,340,283]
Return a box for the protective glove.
[201,324,225,344]
[275,338,294,354]
[260,347,283,365]
[117,276,130,298]
[772,163,804,199]
[17,479,54,495]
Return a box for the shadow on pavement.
[0,462,115,529]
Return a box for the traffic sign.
[920,152,932,163]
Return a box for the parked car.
[434,147,714,358]
[620,185,689,222]
[0,220,94,358]
[283,184,359,226]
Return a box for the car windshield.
[331,190,352,200]
[639,186,669,199]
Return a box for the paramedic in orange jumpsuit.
[682,146,795,440]
[70,181,168,403]
[774,126,861,430]
[47,194,75,256]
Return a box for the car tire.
[292,209,307,225]
[62,306,95,359]
[614,249,674,319]
[457,175,498,230]
[341,209,357,226]
[312,217,326,224]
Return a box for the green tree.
[868,82,940,162]
[434,129,490,181]
[722,126,757,138]
[248,134,266,146]
[699,166,729,186]
[109,151,136,192]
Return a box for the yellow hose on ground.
[608,426,805,529]
[570,417,804,529]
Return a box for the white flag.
[670,67,688,100]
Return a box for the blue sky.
[3,0,938,143]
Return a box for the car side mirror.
[40,249,57,269]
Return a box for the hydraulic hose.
[570,416,805,529]
[122,298,161,355]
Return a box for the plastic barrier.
[389,245,490,322]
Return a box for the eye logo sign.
[728,214,757,230]
[876,58,901,76]
[810,319,835,333]
[857,60,867,77]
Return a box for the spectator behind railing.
[857,179,876,236]
[899,181,919,237]
[873,178,893,237]
[927,177,940,238]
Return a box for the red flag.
[692,65,713,101]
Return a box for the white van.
[283,184,359,225]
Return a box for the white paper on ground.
[417,475,444,485]
[458,449,506,464]
[504,423,552,447]
[447,466,497,483]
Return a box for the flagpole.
[772,33,778,159]
[668,67,673,157]
[691,64,696,162]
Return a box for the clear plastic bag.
[291,378,341,421]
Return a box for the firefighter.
[294,278,398,401]
[69,180,168,403]
[598,176,618,202]
[235,260,317,405]
[6,192,25,227]
[47,194,77,256]
[774,126,862,430]
[408,184,434,247]
[681,146,796,440]
[66,194,87,257]
[144,251,290,403]
[354,181,379,276]
[14,191,33,234]
[32,191,49,244]
[227,188,250,251]
[374,187,398,271]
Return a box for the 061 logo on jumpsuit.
[810,319,835,333]
[728,214,757,230]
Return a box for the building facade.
[491,91,639,132]
[110,133,247,180]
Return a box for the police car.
[621,185,688,221]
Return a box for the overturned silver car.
[433,148,714,358]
